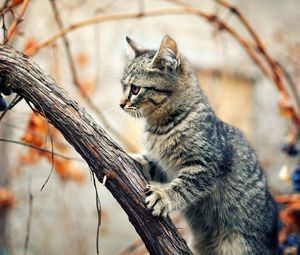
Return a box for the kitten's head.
[120,35,184,120]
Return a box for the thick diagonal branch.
[0,45,192,255]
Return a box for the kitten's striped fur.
[120,36,278,255]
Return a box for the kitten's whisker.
[138,109,143,119]
[133,110,142,131]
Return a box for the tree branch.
[0,45,192,254]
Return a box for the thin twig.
[0,138,84,162]
[0,0,10,10]
[0,94,23,122]
[279,63,300,113]
[0,8,16,43]
[92,172,101,254]
[0,94,83,164]
[1,12,7,41]
[39,104,55,191]
[3,0,29,44]
[40,134,54,191]
[1,0,25,11]
[24,174,33,255]
[0,120,73,151]
[24,98,38,115]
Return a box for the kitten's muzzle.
[120,102,126,110]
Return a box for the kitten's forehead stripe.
[124,63,140,85]
[124,73,132,85]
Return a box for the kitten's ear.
[151,35,180,73]
[126,36,146,58]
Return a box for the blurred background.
[0,0,300,254]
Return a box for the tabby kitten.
[120,35,278,255]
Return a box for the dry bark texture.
[0,45,192,255]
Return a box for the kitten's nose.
[119,103,126,109]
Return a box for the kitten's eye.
[130,84,141,95]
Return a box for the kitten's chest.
[145,131,184,178]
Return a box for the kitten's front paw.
[144,184,171,217]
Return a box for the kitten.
[120,35,278,255]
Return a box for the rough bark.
[0,45,192,255]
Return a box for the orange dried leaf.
[51,158,85,183]
[51,158,65,173]
[63,164,85,183]
[54,142,69,153]
[276,194,300,204]
[279,207,300,232]
[19,148,40,164]
[11,0,24,5]
[279,227,288,244]
[21,132,33,143]
[20,113,55,162]
[21,133,44,147]
[20,113,84,183]
[277,196,300,242]
[50,129,69,153]
[0,187,15,210]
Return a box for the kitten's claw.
[144,184,152,195]
[144,185,171,217]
